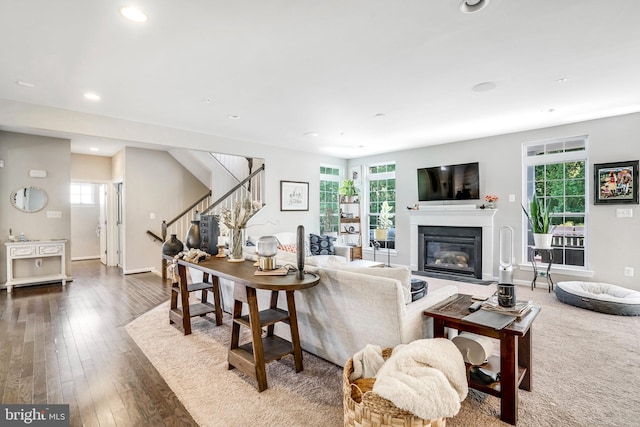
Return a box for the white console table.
[4,240,67,293]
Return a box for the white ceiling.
[1,0,640,158]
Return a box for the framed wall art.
[280,180,309,211]
[593,160,639,204]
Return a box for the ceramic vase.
[296,225,305,279]
[374,228,388,241]
[162,234,183,256]
[185,220,201,249]
[533,233,553,249]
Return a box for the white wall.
[70,154,112,260]
[69,184,101,260]
[350,112,640,290]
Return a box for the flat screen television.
[417,162,479,201]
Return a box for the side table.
[424,294,541,425]
[530,247,553,292]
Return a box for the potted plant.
[522,194,554,249]
[339,179,359,203]
[374,201,393,241]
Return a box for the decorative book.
[254,267,289,276]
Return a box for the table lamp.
[257,236,278,270]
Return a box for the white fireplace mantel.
[408,208,497,280]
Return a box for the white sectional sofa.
[207,254,457,366]
[244,231,352,263]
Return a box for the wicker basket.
[343,348,447,427]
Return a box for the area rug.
[126,284,640,427]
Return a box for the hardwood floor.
[0,260,198,426]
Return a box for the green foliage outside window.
[368,163,396,239]
[525,137,587,267]
[320,167,340,234]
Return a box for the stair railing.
[150,164,265,280]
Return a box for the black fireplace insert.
[418,225,482,279]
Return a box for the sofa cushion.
[331,264,413,304]
[309,234,335,255]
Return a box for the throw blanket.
[373,338,468,420]
[349,344,385,381]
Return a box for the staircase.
[148,162,265,279]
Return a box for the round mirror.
[10,186,48,213]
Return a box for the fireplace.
[418,226,482,278]
[408,206,497,280]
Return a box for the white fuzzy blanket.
[349,344,385,381]
[372,338,468,420]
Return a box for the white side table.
[4,240,67,292]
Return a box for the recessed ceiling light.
[84,92,101,101]
[304,132,319,137]
[460,0,490,13]
[555,78,568,84]
[228,115,240,119]
[120,6,148,23]
[471,81,497,92]
[16,80,35,88]
[89,147,99,152]
[374,113,386,118]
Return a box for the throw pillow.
[278,243,297,254]
[309,234,335,255]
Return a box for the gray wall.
[0,131,72,283]
[121,147,209,273]
[350,112,640,290]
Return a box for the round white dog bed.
[556,281,640,316]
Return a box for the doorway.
[70,182,103,261]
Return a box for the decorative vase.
[487,202,495,209]
[374,228,388,241]
[296,225,305,279]
[162,234,183,256]
[497,283,516,307]
[533,233,553,249]
[228,227,245,262]
[185,220,201,249]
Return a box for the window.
[523,136,588,268]
[367,162,396,249]
[319,165,341,234]
[70,183,95,205]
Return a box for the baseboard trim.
[123,267,153,275]
[123,267,162,276]
[71,256,101,261]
